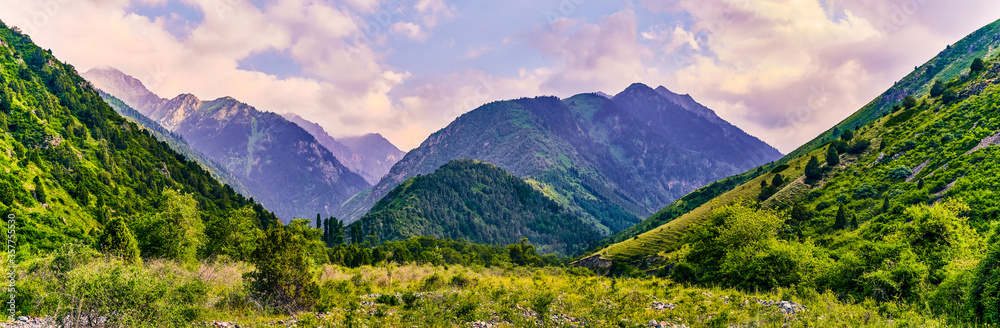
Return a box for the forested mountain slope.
[348,159,600,256]
[0,23,277,252]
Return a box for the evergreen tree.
[99,217,141,265]
[826,146,840,167]
[835,205,848,229]
[332,219,344,246]
[315,213,321,229]
[32,175,46,204]
[930,79,946,98]
[882,197,891,214]
[902,95,917,109]
[350,224,363,245]
[841,129,854,142]
[804,156,822,182]
[971,57,987,73]
[771,173,784,187]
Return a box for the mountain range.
[282,113,404,185]
[84,68,369,221]
[340,84,782,235]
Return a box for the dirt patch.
[573,254,611,270]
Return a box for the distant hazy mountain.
[338,133,406,177]
[84,68,369,222]
[341,84,782,235]
[349,159,601,255]
[282,114,405,185]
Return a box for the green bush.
[245,227,319,314]
[854,184,877,200]
[888,166,913,180]
[967,227,1000,324]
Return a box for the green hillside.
[587,37,1000,325]
[595,18,1000,253]
[0,23,276,253]
[349,159,601,255]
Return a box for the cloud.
[3,0,1000,153]
[391,22,428,41]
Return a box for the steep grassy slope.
[348,159,601,255]
[0,22,276,252]
[595,18,1000,251]
[595,45,1000,286]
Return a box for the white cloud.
[3,0,1000,153]
[390,22,428,41]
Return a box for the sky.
[2,0,1000,152]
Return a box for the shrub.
[888,166,913,180]
[245,227,319,314]
[971,58,986,74]
[375,294,399,306]
[854,184,877,200]
[670,262,698,284]
[966,227,1000,324]
[401,292,420,310]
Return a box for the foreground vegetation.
[8,251,958,327]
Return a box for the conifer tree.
[100,217,141,265]
[826,146,840,167]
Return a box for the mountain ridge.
[341,85,782,236]
[84,67,369,222]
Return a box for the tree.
[350,224,363,245]
[804,156,822,182]
[826,146,840,167]
[771,173,784,187]
[33,175,46,204]
[942,89,958,104]
[971,57,986,73]
[315,213,321,229]
[133,189,205,265]
[99,217,141,265]
[902,95,917,109]
[835,205,848,229]
[331,219,344,246]
[841,129,854,142]
[285,219,329,266]
[930,80,946,98]
[967,226,1000,324]
[881,197,891,214]
[246,227,319,314]
[205,206,261,261]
